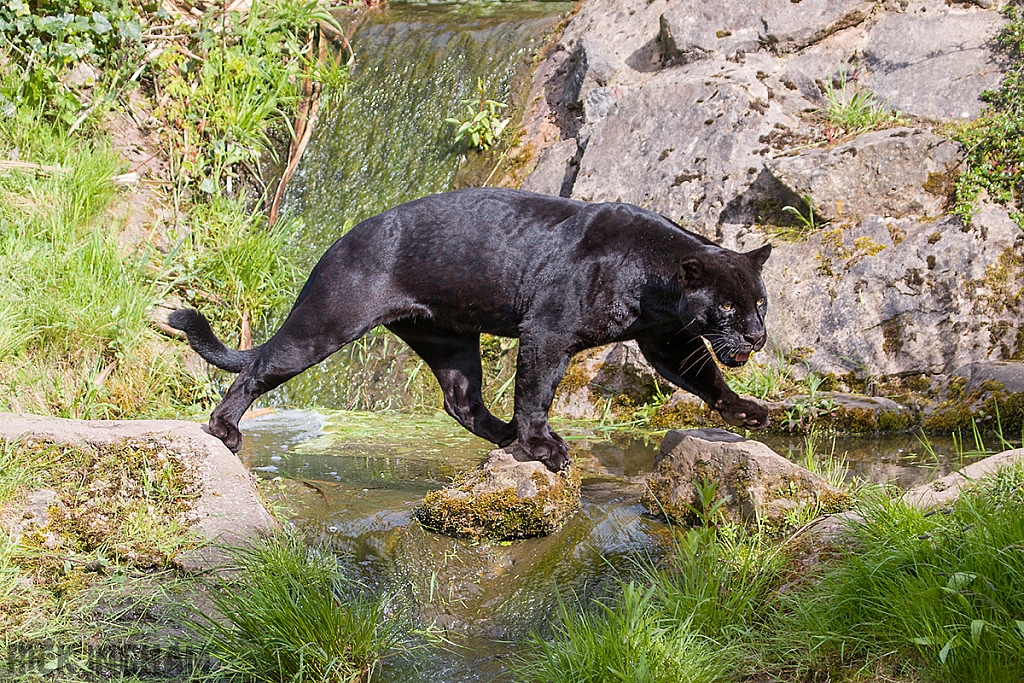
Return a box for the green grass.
[772,464,1024,682]
[0,115,214,419]
[186,533,415,683]
[821,68,903,140]
[513,526,786,682]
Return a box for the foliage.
[778,193,828,240]
[160,195,301,343]
[953,4,1024,227]
[150,0,344,197]
[514,582,732,683]
[0,439,204,680]
[186,533,413,683]
[514,526,785,682]
[0,116,212,419]
[820,68,903,141]
[0,0,145,123]
[445,77,510,151]
[773,464,1024,682]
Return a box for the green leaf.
[970,619,985,644]
[939,638,954,665]
[91,11,112,35]
[118,19,142,42]
[946,572,977,592]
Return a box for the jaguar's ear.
[679,258,706,285]
[746,244,772,270]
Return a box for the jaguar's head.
[678,244,772,368]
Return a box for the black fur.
[170,188,772,471]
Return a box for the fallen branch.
[0,160,71,174]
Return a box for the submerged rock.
[641,428,849,529]
[415,447,581,541]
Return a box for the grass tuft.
[774,463,1024,681]
[186,533,414,683]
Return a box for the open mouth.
[733,351,750,365]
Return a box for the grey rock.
[863,10,1007,120]
[571,57,801,231]
[564,35,627,108]
[902,447,1024,508]
[767,127,963,222]
[641,428,850,528]
[659,0,875,64]
[0,413,277,570]
[953,361,1024,394]
[763,203,1024,376]
[415,447,581,540]
[553,341,669,420]
[521,138,579,197]
[761,0,876,53]
[584,86,625,124]
[659,1,763,64]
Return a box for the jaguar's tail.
[168,308,260,373]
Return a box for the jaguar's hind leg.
[208,292,381,452]
[387,320,516,446]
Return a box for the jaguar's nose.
[744,333,766,351]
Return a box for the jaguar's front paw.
[715,396,770,430]
[210,417,243,453]
[525,434,571,472]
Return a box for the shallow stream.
[237,409,987,682]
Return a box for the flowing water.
[272,1,571,409]
[237,409,991,682]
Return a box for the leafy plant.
[953,4,1024,227]
[0,0,145,124]
[820,68,903,141]
[152,0,346,197]
[779,193,828,239]
[445,77,510,151]
[774,464,1024,681]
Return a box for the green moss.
[415,465,581,541]
[881,318,904,357]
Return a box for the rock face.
[766,128,962,223]
[518,0,1021,382]
[415,447,581,540]
[553,341,669,419]
[641,428,849,528]
[0,413,277,569]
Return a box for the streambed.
[238,409,985,682]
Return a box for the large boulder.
[553,341,669,420]
[515,0,1018,383]
[863,9,1007,120]
[0,413,277,570]
[415,447,581,541]
[641,428,849,529]
[766,128,963,223]
[763,202,1024,376]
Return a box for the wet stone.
[642,428,850,530]
[415,447,582,541]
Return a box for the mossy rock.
[642,429,851,532]
[415,448,581,541]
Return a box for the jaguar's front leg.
[512,333,573,472]
[638,333,769,430]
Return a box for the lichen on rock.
[415,447,581,541]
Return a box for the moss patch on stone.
[415,458,581,541]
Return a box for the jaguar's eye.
[721,302,734,311]
[757,298,766,306]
